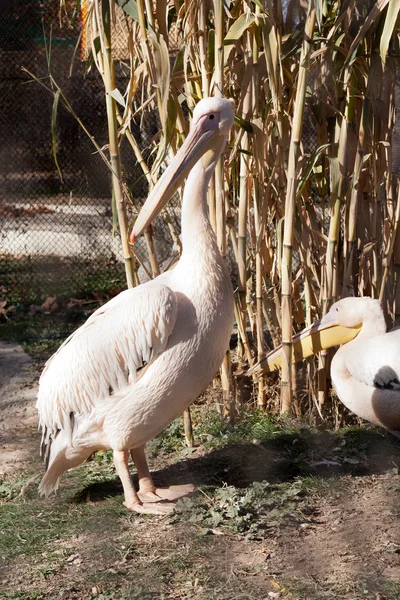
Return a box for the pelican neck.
[179,157,220,261]
[358,313,387,340]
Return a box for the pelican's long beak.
[130,124,218,243]
[248,314,362,376]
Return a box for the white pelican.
[37,97,235,514]
[250,297,400,431]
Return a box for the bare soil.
[1,341,400,600]
[0,342,38,475]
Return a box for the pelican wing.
[344,328,400,389]
[37,281,178,441]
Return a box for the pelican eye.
[209,114,215,120]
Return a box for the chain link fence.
[0,0,180,304]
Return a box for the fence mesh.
[0,0,176,304]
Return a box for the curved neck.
[358,312,387,340]
[180,154,221,261]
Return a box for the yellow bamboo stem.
[280,5,315,414]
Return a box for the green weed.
[173,478,315,535]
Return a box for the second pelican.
[250,297,400,431]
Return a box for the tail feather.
[38,430,95,497]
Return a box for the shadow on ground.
[73,427,400,503]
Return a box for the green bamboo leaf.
[234,116,253,134]
[252,0,266,11]
[296,144,330,200]
[172,46,185,73]
[115,0,139,22]
[236,147,253,156]
[380,0,400,64]
[51,89,63,183]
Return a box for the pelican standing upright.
[37,98,235,514]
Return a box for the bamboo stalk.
[183,408,195,447]
[198,1,209,98]
[237,47,252,362]
[343,95,371,297]
[96,0,135,288]
[280,4,315,414]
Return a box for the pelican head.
[130,97,235,243]
[319,297,382,329]
[249,297,370,376]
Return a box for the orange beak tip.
[129,232,135,245]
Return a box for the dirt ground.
[1,341,400,600]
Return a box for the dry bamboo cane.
[198,1,209,98]
[252,12,266,409]
[378,58,396,307]
[371,134,380,298]
[380,184,400,303]
[213,0,226,253]
[213,0,233,419]
[325,91,354,304]
[254,186,266,408]
[393,198,400,328]
[144,228,160,278]
[183,407,195,447]
[237,51,253,365]
[343,93,371,297]
[98,0,135,288]
[280,4,315,414]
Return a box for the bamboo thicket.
[58,0,400,424]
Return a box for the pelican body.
[318,297,400,430]
[251,297,400,431]
[37,98,235,513]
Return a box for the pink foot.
[138,484,195,503]
[123,500,175,515]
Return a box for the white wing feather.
[345,328,400,389]
[37,281,178,441]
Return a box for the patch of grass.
[0,474,38,501]
[0,497,125,563]
[0,312,86,361]
[195,407,300,447]
[294,474,345,495]
[340,423,383,447]
[148,407,302,458]
[283,575,400,600]
[379,580,400,599]
[0,255,125,305]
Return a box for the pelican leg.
[113,450,173,515]
[130,445,195,503]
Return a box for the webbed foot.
[138,484,195,503]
